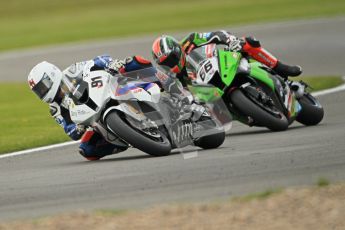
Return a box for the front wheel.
[230,89,289,131]
[105,111,171,156]
[296,93,324,126]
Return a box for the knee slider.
[79,143,95,157]
[245,36,261,48]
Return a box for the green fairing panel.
[188,85,224,102]
[218,50,241,86]
[192,33,208,46]
[181,33,208,46]
[249,62,275,90]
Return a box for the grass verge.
[0,75,343,154]
[0,83,69,154]
[293,76,344,92]
[232,188,283,202]
[0,183,344,229]
[317,177,330,187]
[1,0,345,51]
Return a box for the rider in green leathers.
[152,30,302,86]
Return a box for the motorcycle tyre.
[296,94,324,126]
[105,111,171,156]
[230,89,289,131]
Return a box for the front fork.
[272,76,303,120]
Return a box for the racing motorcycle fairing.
[67,66,228,153]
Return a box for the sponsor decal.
[224,55,228,69]
[198,60,213,82]
[155,71,168,82]
[132,88,143,93]
[77,110,89,115]
[172,121,194,144]
[201,33,211,39]
[91,76,103,88]
[258,53,274,65]
[71,109,90,117]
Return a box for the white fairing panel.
[196,57,219,85]
[69,103,96,124]
[70,71,112,124]
[70,68,162,125]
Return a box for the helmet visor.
[32,73,53,99]
[160,52,180,68]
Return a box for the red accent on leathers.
[170,52,186,74]
[80,130,94,143]
[28,79,36,88]
[186,44,195,54]
[119,67,126,74]
[242,41,278,68]
[134,55,152,65]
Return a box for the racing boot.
[273,61,302,78]
[79,129,128,161]
[242,36,302,78]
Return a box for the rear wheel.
[296,93,324,126]
[194,132,225,149]
[230,89,288,131]
[105,111,171,156]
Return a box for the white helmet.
[28,61,63,103]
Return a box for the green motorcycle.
[187,45,324,131]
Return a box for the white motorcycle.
[65,66,227,157]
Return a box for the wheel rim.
[245,90,285,120]
[121,114,168,143]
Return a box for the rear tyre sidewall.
[194,131,225,149]
[193,116,226,149]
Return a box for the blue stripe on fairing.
[116,82,153,95]
[143,83,155,91]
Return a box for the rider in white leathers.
[28,55,152,160]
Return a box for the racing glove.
[50,102,85,140]
[64,123,85,141]
[108,59,126,74]
[93,55,113,69]
[228,37,244,52]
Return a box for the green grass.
[317,177,330,187]
[0,76,342,154]
[294,76,344,92]
[1,0,345,51]
[0,84,69,154]
[96,209,127,217]
[233,188,283,202]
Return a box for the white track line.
[1,80,345,160]
[311,77,345,97]
[0,141,78,159]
